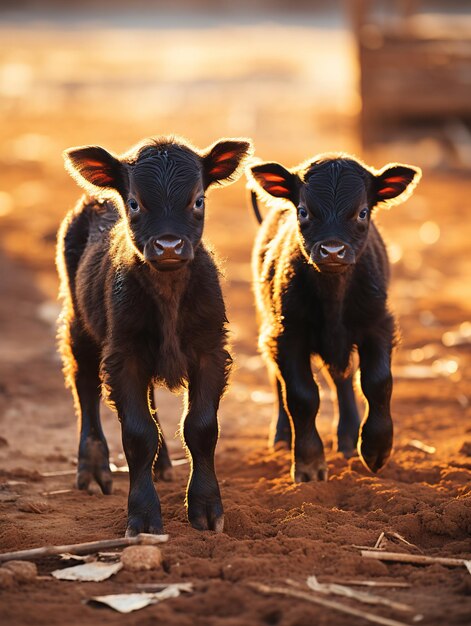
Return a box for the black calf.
[248,154,421,481]
[57,135,252,535]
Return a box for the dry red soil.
[0,20,470,626]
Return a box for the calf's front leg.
[104,355,163,536]
[276,337,327,483]
[183,352,228,532]
[358,332,394,473]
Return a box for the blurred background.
[0,0,470,510]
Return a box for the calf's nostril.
[319,243,346,260]
[153,239,165,255]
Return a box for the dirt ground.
[0,14,470,626]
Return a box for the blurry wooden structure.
[351,0,471,146]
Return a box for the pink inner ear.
[83,159,107,168]
[262,173,286,183]
[209,164,228,176]
[384,176,406,184]
[378,186,396,196]
[268,185,290,195]
[88,168,114,185]
[214,150,237,163]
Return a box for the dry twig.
[248,581,415,626]
[304,576,415,613]
[0,533,168,562]
[361,550,469,568]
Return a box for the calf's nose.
[319,243,346,260]
[153,236,184,257]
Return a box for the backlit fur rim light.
[64,135,254,196]
[246,151,422,210]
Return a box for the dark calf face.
[249,155,421,273]
[64,137,252,272]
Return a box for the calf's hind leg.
[149,388,174,482]
[65,320,112,494]
[275,339,327,483]
[328,369,361,458]
[270,373,292,450]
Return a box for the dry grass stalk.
[386,532,422,553]
[338,580,411,588]
[361,550,468,568]
[352,545,387,551]
[248,581,414,626]
[305,576,415,613]
[0,533,168,562]
[354,531,422,554]
[408,439,436,454]
[41,489,74,496]
[40,470,76,477]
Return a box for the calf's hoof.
[358,419,393,473]
[188,491,224,532]
[153,444,174,481]
[189,509,224,533]
[337,420,361,458]
[272,421,292,451]
[337,435,359,459]
[273,439,290,452]
[292,457,328,483]
[77,437,113,495]
[125,513,164,537]
[153,458,174,482]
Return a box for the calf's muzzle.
[144,234,194,270]
[311,240,355,272]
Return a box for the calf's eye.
[128,199,140,214]
[358,207,369,220]
[193,196,205,219]
[194,196,205,210]
[298,206,309,222]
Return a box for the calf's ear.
[64,146,127,195]
[203,138,253,187]
[374,163,421,206]
[248,162,300,205]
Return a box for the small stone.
[0,568,16,588]
[16,496,51,514]
[121,545,162,571]
[459,441,471,457]
[2,560,37,583]
[0,493,19,503]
